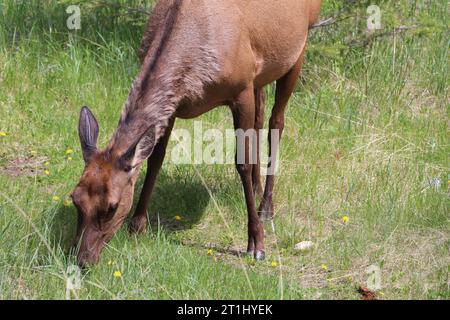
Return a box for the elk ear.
[119,126,156,171]
[78,106,99,163]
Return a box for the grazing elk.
[71,0,322,266]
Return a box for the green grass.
[0,0,449,299]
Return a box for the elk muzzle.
[75,226,107,267]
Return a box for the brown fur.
[72,0,322,266]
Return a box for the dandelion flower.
[271,261,278,267]
[65,148,74,155]
[342,215,349,224]
[113,271,122,278]
[44,170,50,176]
[63,199,72,207]
[207,249,214,256]
[0,132,7,137]
[174,215,183,221]
[108,260,117,266]
[67,156,73,161]
[379,291,385,297]
[321,264,328,271]
[52,196,60,202]
[44,161,50,166]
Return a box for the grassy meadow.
[0,0,448,299]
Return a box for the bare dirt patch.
[0,156,49,178]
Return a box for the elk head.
[71,106,155,267]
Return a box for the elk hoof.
[255,250,265,261]
[128,215,148,234]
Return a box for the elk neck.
[108,0,219,158]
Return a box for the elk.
[71,0,322,266]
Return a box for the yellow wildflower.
[271,261,278,267]
[207,249,214,256]
[0,132,7,137]
[321,264,328,271]
[44,161,50,166]
[65,148,74,155]
[174,215,183,221]
[63,199,72,207]
[52,196,60,202]
[67,156,73,161]
[113,271,122,278]
[342,215,349,224]
[379,291,385,297]
[44,170,50,176]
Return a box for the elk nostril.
[109,202,119,212]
